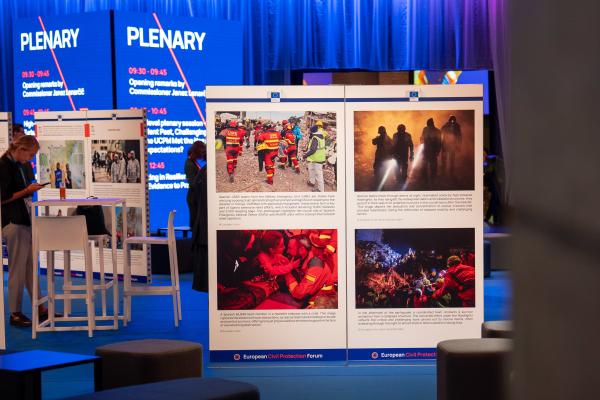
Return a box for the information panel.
[207,86,347,363]
[35,109,150,282]
[13,12,113,135]
[206,85,484,364]
[114,11,243,230]
[346,85,484,360]
[0,112,9,350]
[0,112,10,155]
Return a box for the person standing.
[126,150,141,183]
[392,124,414,186]
[441,115,462,175]
[64,163,73,188]
[11,123,35,183]
[305,125,326,192]
[292,119,303,155]
[184,141,208,291]
[0,135,51,326]
[118,153,127,183]
[253,122,266,171]
[110,154,119,183]
[220,121,242,182]
[258,123,280,185]
[420,118,442,185]
[372,126,392,189]
[54,162,63,188]
[282,123,300,173]
[237,122,247,155]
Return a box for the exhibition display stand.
[34,109,150,282]
[0,111,10,349]
[206,84,484,364]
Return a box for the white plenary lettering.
[127,27,206,51]
[20,28,80,51]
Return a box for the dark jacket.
[0,154,31,228]
[392,131,414,162]
[185,158,208,291]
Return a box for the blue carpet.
[2,270,512,399]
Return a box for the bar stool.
[32,215,96,338]
[65,207,118,328]
[123,210,181,327]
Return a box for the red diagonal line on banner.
[37,16,76,111]
[152,13,206,126]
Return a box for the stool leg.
[63,249,71,317]
[123,243,131,325]
[109,206,120,329]
[86,243,95,337]
[98,239,107,317]
[168,243,179,327]
[31,240,40,339]
[47,251,56,329]
[173,253,182,321]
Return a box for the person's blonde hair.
[5,135,39,157]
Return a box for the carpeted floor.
[2,270,512,399]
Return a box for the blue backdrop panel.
[12,11,113,133]
[114,11,242,230]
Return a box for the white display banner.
[345,85,484,361]
[206,85,484,364]
[0,112,10,154]
[34,110,150,281]
[206,86,347,363]
[0,111,9,350]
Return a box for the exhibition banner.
[206,86,347,362]
[13,12,113,135]
[345,85,484,360]
[0,111,9,350]
[0,112,10,154]
[34,109,150,282]
[206,85,484,363]
[114,11,243,230]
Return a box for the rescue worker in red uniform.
[253,122,266,170]
[279,123,300,173]
[432,255,475,307]
[237,122,247,156]
[258,123,280,184]
[308,230,337,286]
[220,120,241,182]
[285,255,335,308]
[283,230,337,308]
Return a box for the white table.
[31,198,127,331]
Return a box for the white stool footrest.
[124,286,176,295]
[125,236,168,245]
[62,284,94,291]
[93,281,114,290]
[54,293,89,300]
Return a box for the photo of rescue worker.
[91,140,142,183]
[355,228,475,309]
[217,229,338,310]
[215,111,337,192]
[354,110,474,191]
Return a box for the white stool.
[123,210,181,327]
[76,234,118,328]
[32,215,96,338]
[64,207,119,328]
